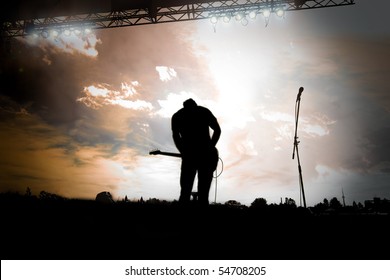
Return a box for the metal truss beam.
[1,0,355,38]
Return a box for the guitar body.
[149,147,219,171]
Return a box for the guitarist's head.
[183,98,197,109]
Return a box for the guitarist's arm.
[210,117,221,148]
[172,114,184,154]
[172,130,183,154]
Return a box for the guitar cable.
[213,157,224,204]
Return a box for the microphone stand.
[292,88,307,208]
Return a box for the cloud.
[77,82,153,111]
[21,31,101,60]
[156,66,177,82]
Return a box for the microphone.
[296,87,304,102]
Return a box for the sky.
[0,0,389,206]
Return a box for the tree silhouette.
[225,200,243,208]
[25,187,32,197]
[285,198,297,207]
[323,198,329,208]
[329,197,342,209]
[39,191,65,201]
[250,197,267,208]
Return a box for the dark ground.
[1,193,389,260]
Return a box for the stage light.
[50,30,59,38]
[223,15,231,23]
[249,10,257,20]
[3,22,12,28]
[63,29,71,36]
[263,9,271,18]
[84,28,92,34]
[235,13,244,21]
[276,8,285,17]
[210,16,218,24]
[207,5,287,30]
[41,30,49,38]
[74,29,82,36]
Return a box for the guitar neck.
[153,151,182,158]
[150,147,218,159]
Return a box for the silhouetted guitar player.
[171,98,221,206]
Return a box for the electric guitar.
[149,147,219,171]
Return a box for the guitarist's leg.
[179,158,197,204]
[197,166,213,206]
[197,148,217,206]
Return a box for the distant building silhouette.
[364,197,390,213]
[342,188,346,207]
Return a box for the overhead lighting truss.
[1,0,355,38]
